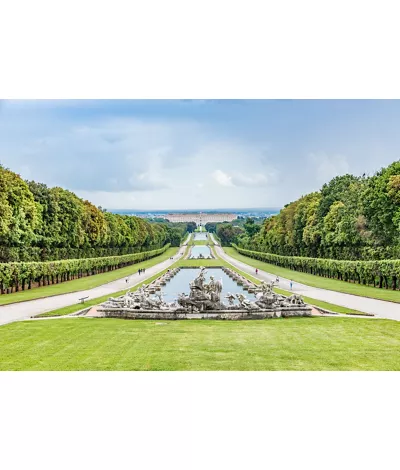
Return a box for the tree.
[0,166,40,250]
[216,224,244,246]
[186,222,197,233]
[205,222,217,233]
[243,218,260,238]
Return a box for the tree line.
[237,161,400,261]
[206,219,261,247]
[0,165,188,262]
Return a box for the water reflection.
[191,245,211,258]
[159,268,256,303]
[193,232,208,241]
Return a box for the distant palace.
[164,212,237,225]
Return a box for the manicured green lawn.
[178,258,224,267]
[0,248,178,306]
[1,317,399,370]
[225,247,400,303]
[192,240,213,245]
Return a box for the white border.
[1,1,400,468]
[0,373,399,469]
[1,0,400,98]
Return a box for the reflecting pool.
[190,245,211,258]
[193,232,208,241]
[159,268,256,303]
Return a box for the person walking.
[255,268,258,275]
[290,280,293,290]
[276,276,280,284]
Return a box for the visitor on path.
[290,280,293,290]
[276,276,280,284]
[138,269,141,275]
[255,268,258,275]
[126,278,129,284]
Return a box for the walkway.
[0,246,186,326]
[209,234,400,321]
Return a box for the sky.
[0,99,399,210]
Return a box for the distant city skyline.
[1,100,400,210]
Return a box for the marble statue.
[179,267,224,311]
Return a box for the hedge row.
[0,244,165,263]
[0,244,170,294]
[232,244,400,290]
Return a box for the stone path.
[209,234,400,321]
[0,246,186,326]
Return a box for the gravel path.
[209,234,400,321]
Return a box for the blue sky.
[1,99,399,210]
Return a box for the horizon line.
[106,206,281,212]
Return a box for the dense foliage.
[0,165,187,262]
[216,223,245,246]
[186,222,197,233]
[0,245,170,294]
[205,222,217,233]
[239,161,400,261]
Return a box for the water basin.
[158,268,256,304]
[193,232,208,241]
[191,245,211,258]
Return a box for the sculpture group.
[100,267,311,318]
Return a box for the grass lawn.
[0,247,178,306]
[225,247,400,303]
[178,258,224,267]
[192,240,213,246]
[1,317,399,370]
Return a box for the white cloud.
[232,173,270,187]
[212,170,233,187]
[308,153,350,185]
[212,169,276,188]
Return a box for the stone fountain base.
[94,306,312,320]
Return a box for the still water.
[193,232,208,241]
[159,268,256,303]
[191,245,211,258]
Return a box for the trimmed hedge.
[232,244,400,290]
[0,244,165,263]
[0,244,170,294]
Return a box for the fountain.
[97,267,312,320]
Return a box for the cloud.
[128,172,169,191]
[232,173,271,187]
[212,170,233,187]
[3,100,398,210]
[212,169,276,188]
[308,153,350,185]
